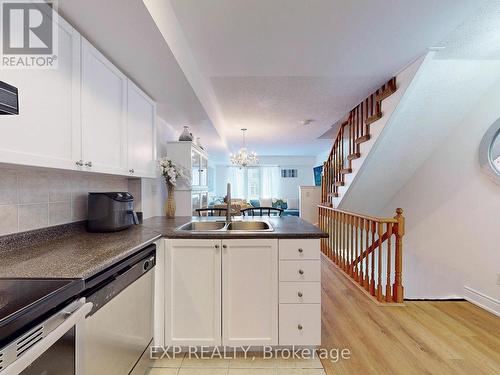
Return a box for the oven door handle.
[0,299,93,375]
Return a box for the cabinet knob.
[298,291,303,298]
[214,244,220,249]
[129,169,135,174]
[75,160,84,167]
[298,269,304,275]
[298,248,304,253]
[297,324,303,330]
[222,244,227,249]
[84,161,93,167]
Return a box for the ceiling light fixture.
[230,128,258,168]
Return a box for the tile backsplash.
[0,166,129,235]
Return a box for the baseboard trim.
[463,286,500,317]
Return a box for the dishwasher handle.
[0,299,92,375]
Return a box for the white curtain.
[260,166,280,198]
[227,167,246,198]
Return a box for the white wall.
[379,79,500,312]
[136,116,178,219]
[214,155,316,199]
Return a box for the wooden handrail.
[318,206,405,303]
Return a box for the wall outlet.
[497,273,500,286]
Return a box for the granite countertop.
[141,216,328,239]
[0,216,327,279]
[0,224,162,279]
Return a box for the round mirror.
[479,119,500,184]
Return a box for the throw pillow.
[260,198,272,207]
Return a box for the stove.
[0,278,84,347]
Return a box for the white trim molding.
[463,286,500,317]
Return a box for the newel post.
[393,208,405,303]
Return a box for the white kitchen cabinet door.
[165,239,222,346]
[222,239,278,346]
[81,38,127,174]
[127,81,156,178]
[0,16,81,170]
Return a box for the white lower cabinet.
[279,304,321,345]
[163,238,320,347]
[222,239,278,346]
[278,239,321,346]
[165,239,221,346]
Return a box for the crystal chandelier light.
[230,128,258,168]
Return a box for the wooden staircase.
[318,77,404,304]
[321,77,397,206]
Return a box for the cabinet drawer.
[279,239,320,260]
[279,304,321,345]
[279,282,321,304]
[279,260,320,282]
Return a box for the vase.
[166,184,176,218]
[179,126,193,141]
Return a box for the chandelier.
[230,128,258,168]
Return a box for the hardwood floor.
[320,254,500,375]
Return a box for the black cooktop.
[0,278,85,347]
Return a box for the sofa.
[249,198,300,217]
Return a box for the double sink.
[176,220,274,232]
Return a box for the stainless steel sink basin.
[226,221,273,231]
[177,221,226,231]
[175,220,274,232]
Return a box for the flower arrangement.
[158,158,189,188]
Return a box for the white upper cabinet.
[81,38,128,175]
[0,16,81,170]
[0,15,156,177]
[127,81,156,178]
[222,239,278,346]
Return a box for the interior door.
[0,16,81,170]
[222,239,278,346]
[81,38,127,174]
[127,81,156,177]
[165,239,222,346]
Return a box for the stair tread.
[333,181,345,187]
[375,85,396,102]
[365,112,382,125]
[355,135,371,144]
[347,153,361,161]
[340,168,352,174]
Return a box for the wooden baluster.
[393,208,404,303]
[349,215,354,276]
[370,221,376,296]
[334,210,338,264]
[363,219,369,290]
[359,217,364,286]
[353,216,358,281]
[386,222,393,302]
[329,209,334,260]
[377,221,384,302]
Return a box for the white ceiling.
[144,0,483,157]
[58,0,228,161]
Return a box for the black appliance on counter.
[0,81,19,115]
[87,192,139,232]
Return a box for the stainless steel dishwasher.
[78,244,156,375]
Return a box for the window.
[247,168,260,199]
[225,166,280,199]
[281,169,298,178]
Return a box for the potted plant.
[158,158,188,218]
